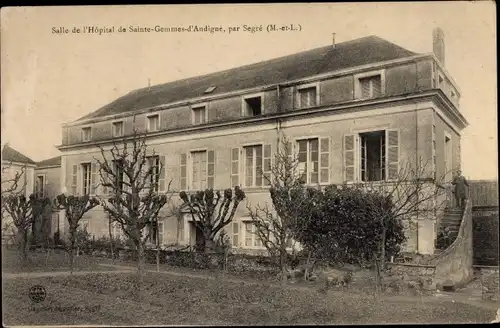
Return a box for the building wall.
[34,165,62,238]
[1,163,35,197]
[62,58,452,146]
[61,102,440,253]
[433,110,461,182]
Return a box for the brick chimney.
[433,27,445,66]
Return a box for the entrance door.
[189,222,204,250]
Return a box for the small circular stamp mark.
[29,285,47,303]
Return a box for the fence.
[468,180,498,207]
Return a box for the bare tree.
[95,130,173,286]
[247,132,310,285]
[356,158,449,290]
[1,163,26,221]
[179,187,246,254]
[1,194,51,263]
[54,194,99,274]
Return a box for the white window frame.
[188,148,208,191]
[354,70,386,100]
[191,103,208,125]
[36,174,46,197]
[242,143,265,188]
[294,136,320,185]
[80,219,89,231]
[296,82,320,109]
[146,155,160,192]
[80,162,92,195]
[112,120,124,137]
[241,93,265,117]
[241,219,264,249]
[146,113,160,132]
[81,126,92,142]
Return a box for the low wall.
[473,206,499,266]
[384,263,436,294]
[474,266,500,301]
[434,198,474,289]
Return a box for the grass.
[3,272,496,326]
[2,249,125,273]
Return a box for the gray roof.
[1,144,36,164]
[36,155,61,167]
[77,35,417,122]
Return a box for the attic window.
[243,96,262,117]
[204,86,216,94]
[81,127,92,142]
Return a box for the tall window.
[297,138,319,184]
[147,114,159,132]
[191,151,207,190]
[298,87,317,108]
[244,222,261,247]
[81,127,92,142]
[359,75,382,99]
[81,163,92,195]
[147,156,160,192]
[244,145,263,187]
[360,131,386,182]
[113,160,124,192]
[112,121,124,137]
[36,175,45,197]
[149,220,164,245]
[192,106,206,125]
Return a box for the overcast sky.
[1,3,497,180]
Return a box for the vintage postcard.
[1,2,498,326]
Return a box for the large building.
[56,29,468,255]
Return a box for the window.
[297,138,319,184]
[146,156,160,192]
[243,96,262,117]
[344,130,399,182]
[232,222,239,247]
[243,222,261,247]
[81,163,92,195]
[112,121,124,137]
[191,151,207,190]
[81,127,91,142]
[360,131,386,182]
[112,160,124,192]
[192,106,206,125]
[112,221,124,240]
[36,175,45,197]
[148,220,164,245]
[298,87,317,108]
[244,145,263,187]
[147,114,159,132]
[358,75,382,99]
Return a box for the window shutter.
[230,148,239,187]
[372,77,382,97]
[319,137,330,184]
[180,153,187,190]
[158,155,166,193]
[360,79,370,98]
[142,159,151,194]
[90,162,97,195]
[286,140,293,165]
[71,164,78,195]
[232,222,239,247]
[207,150,215,189]
[263,144,272,186]
[387,129,400,180]
[344,135,356,182]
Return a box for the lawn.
[2,249,125,273]
[3,271,496,326]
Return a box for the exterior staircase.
[435,207,465,251]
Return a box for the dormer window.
[355,70,385,100]
[112,121,124,137]
[242,94,263,117]
[81,127,91,142]
[192,105,207,125]
[147,114,159,132]
[297,86,318,108]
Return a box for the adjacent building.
[56,28,468,255]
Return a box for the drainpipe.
[415,108,420,253]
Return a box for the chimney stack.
[432,27,445,66]
[332,33,336,49]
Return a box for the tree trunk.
[156,226,160,273]
[69,231,75,275]
[136,241,145,288]
[108,218,115,263]
[280,240,288,286]
[18,229,28,264]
